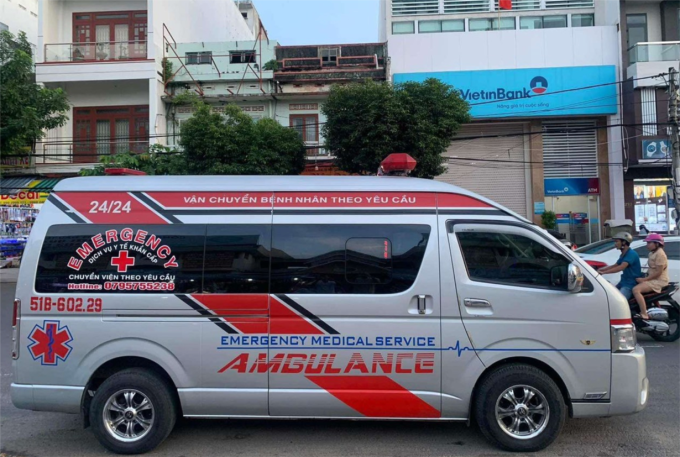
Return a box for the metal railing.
[279,55,381,71]
[44,41,148,63]
[628,42,680,64]
[36,141,149,164]
[304,141,328,157]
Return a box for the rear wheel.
[90,368,176,454]
[650,306,680,342]
[474,364,566,452]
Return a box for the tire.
[650,306,680,342]
[474,364,566,452]
[90,368,176,455]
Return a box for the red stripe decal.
[190,294,269,311]
[611,318,633,325]
[146,192,273,209]
[306,376,440,418]
[273,192,437,208]
[55,192,168,224]
[270,296,324,335]
[436,193,492,208]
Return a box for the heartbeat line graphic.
[443,341,476,357]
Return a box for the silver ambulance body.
[11,176,647,454]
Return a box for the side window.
[634,246,649,259]
[36,225,206,294]
[271,224,430,294]
[203,225,271,293]
[457,231,571,289]
[666,242,680,261]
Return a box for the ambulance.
[11,168,647,454]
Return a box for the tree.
[322,78,470,178]
[1,31,69,156]
[178,102,305,175]
[81,100,305,176]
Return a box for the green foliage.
[162,57,173,82]
[178,102,305,175]
[541,210,558,230]
[321,78,471,178]
[263,59,279,71]
[1,31,70,156]
[80,101,305,176]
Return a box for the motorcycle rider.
[632,233,669,320]
[599,232,642,301]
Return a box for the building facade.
[620,0,679,234]
[381,0,624,245]
[20,0,255,177]
[166,40,388,171]
[0,0,39,52]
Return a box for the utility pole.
[670,66,680,234]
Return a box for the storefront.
[544,177,601,246]
[633,179,674,234]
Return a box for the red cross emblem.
[27,320,73,366]
[111,250,135,272]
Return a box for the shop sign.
[640,139,670,162]
[0,156,31,168]
[556,212,588,225]
[394,66,617,118]
[1,191,49,205]
[533,202,545,215]
[544,178,599,196]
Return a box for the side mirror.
[568,263,584,294]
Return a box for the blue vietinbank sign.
[393,66,617,118]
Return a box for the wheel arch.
[468,356,574,424]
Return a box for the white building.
[0,0,39,52]
[33,0,254,175]
[381,0,625,245]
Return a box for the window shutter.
[542,120,598,178]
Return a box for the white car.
[576,236,680,300]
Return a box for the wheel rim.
[103,389,155,442]
[495,385,550,440]
[664,309,679,337]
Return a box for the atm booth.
[544,177,601,247]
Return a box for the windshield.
[575,239,615,255]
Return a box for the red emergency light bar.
[105,168,147,176]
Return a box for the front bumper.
[11,383,84,414]
[572,345,648,418]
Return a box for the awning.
[0,176,37,194]
[30,178,62,192]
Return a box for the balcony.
[35,141,149,166]
[45,41,148,63]
[304,141,329,158]
[627,42,680,88]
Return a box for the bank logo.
[530,76,548,94]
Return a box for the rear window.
[36,225,206,294]
[35,223,430,295]
[575,240,616,255]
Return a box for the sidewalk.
[0,267,20,283]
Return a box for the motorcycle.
[628,282,680,342]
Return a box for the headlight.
[611,325,636,353]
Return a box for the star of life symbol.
[27,320,73,366]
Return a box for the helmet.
[644,233,665,246]
[612,232,633,245]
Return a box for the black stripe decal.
[176,295,239,334]
[169,209,273,216]
[132,192,183,224]
[275,294,340,335]
[273,209,437,216]
[437,209,505,216]
[48,195,86,223]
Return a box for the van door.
[267,193,441,418]
[448,222,611,401]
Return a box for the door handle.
[464,298,491,308]
[417,295,426,314]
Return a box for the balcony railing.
[36,141,149,164]
[305,141,328,157]
[44,41,148,63]
[279,55,380,71]
[628,42,680,64]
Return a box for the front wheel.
[474,364,566,452]
[90,368,176,454]
[650,306,680,342]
